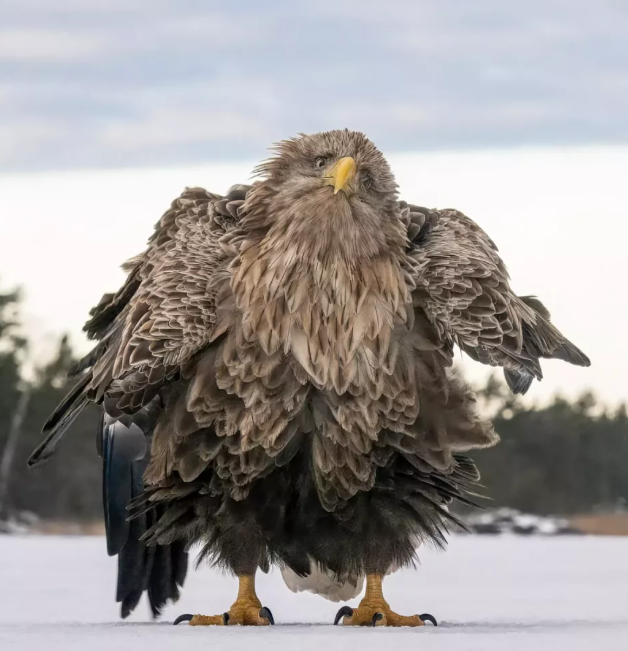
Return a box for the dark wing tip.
[519,295,552,320]
[28,373,92,468]
[27,443,50,468]
[549,340,591,368]
[519,295,591,369]
[504,369,535,395]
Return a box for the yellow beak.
[324,156,357,195]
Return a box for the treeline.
[0,286,102,521]
[473,376,628,514]
[0,282,626,522]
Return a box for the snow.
[1,535,626,650]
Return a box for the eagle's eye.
[315,157,327,170]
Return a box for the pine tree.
[0,283,28,519]
[0,284,26,437]
[11,335,102,520]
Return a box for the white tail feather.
[280,536,429,603]
[281,560,364,603]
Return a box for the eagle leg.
[174,574,274,626]
[335,574,436,628]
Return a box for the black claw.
[419,613,438,626]
[173,614,194,625]
[259,607,275,625]
[371,612,384,627]
[222,613,230,626]
[334,606,354,625]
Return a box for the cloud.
[100,107,268,151]
[0,29,110,62]
[0,0,627,171]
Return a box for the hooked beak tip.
[325,157,357,195]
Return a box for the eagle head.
[251,130,405,263]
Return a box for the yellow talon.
[183,575,273,626]
[189,614,228,626]
[339,574,428,627]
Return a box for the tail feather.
[281,560,364,602]
[145,540,187,618]
[117,509,148,617]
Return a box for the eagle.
[29,130,589,627]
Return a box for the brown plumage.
[30,130,589,623]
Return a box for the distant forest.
[0,280,626,522]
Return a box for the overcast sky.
[1,0,627,172]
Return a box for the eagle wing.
[28,184,252,466]
[401,203,590,393]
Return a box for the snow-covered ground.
[1,535,626,650]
